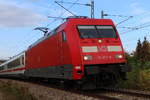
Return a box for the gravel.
[0,79,101,100]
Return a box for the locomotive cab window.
[77,26,98,38]
[62,31,67,42]
[77,25,117,39]
[96,26,117,38]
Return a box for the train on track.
[0,16,131,89]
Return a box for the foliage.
[120,37,150,91]
[120,66,150,91]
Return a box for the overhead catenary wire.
[57,0,80,16]
[119,23,150,52]
[55,0,95,18]
[46,0,79,28]
[120,22,150,35]
[55,1,76,16]
[117,12,150,31]
[55,1,91,6]
[100,11,133,26]
[116,16,133,26]
[15,0,80,49]
[106,14,133,18]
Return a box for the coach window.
[62,31,67,42]
[22,56,25,65]
[7,58,21,68]
[0,66,4,71]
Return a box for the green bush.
[120,55,150,91]
[122,38,150,91]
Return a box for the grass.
[0,80,37,100]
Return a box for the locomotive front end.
[78,25,125,64]
[69,18,131,88]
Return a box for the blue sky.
[0,0,150,59]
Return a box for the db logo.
[99,46,107,52]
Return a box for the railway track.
[0,78,150,100]
[99,87,150,97]
[29,79,122,100]
[38,80,150,100]
[50,86,150,100]
[15,80,150,100]
[76,91,122,100]
[92,87,150,100]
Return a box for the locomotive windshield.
[77,25,117,38]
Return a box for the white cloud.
[0,2,48,28]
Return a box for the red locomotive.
[0,17,130,89]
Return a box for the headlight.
[115,54,123,59]
[84,55,92,60]
[98,39,102,43]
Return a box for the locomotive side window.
[62,31,67,42]
[7,58,21,68]
[77,25,117,38]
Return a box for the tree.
[141,37,150,63]
[134,37,150,69]
[135,39,142,61]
